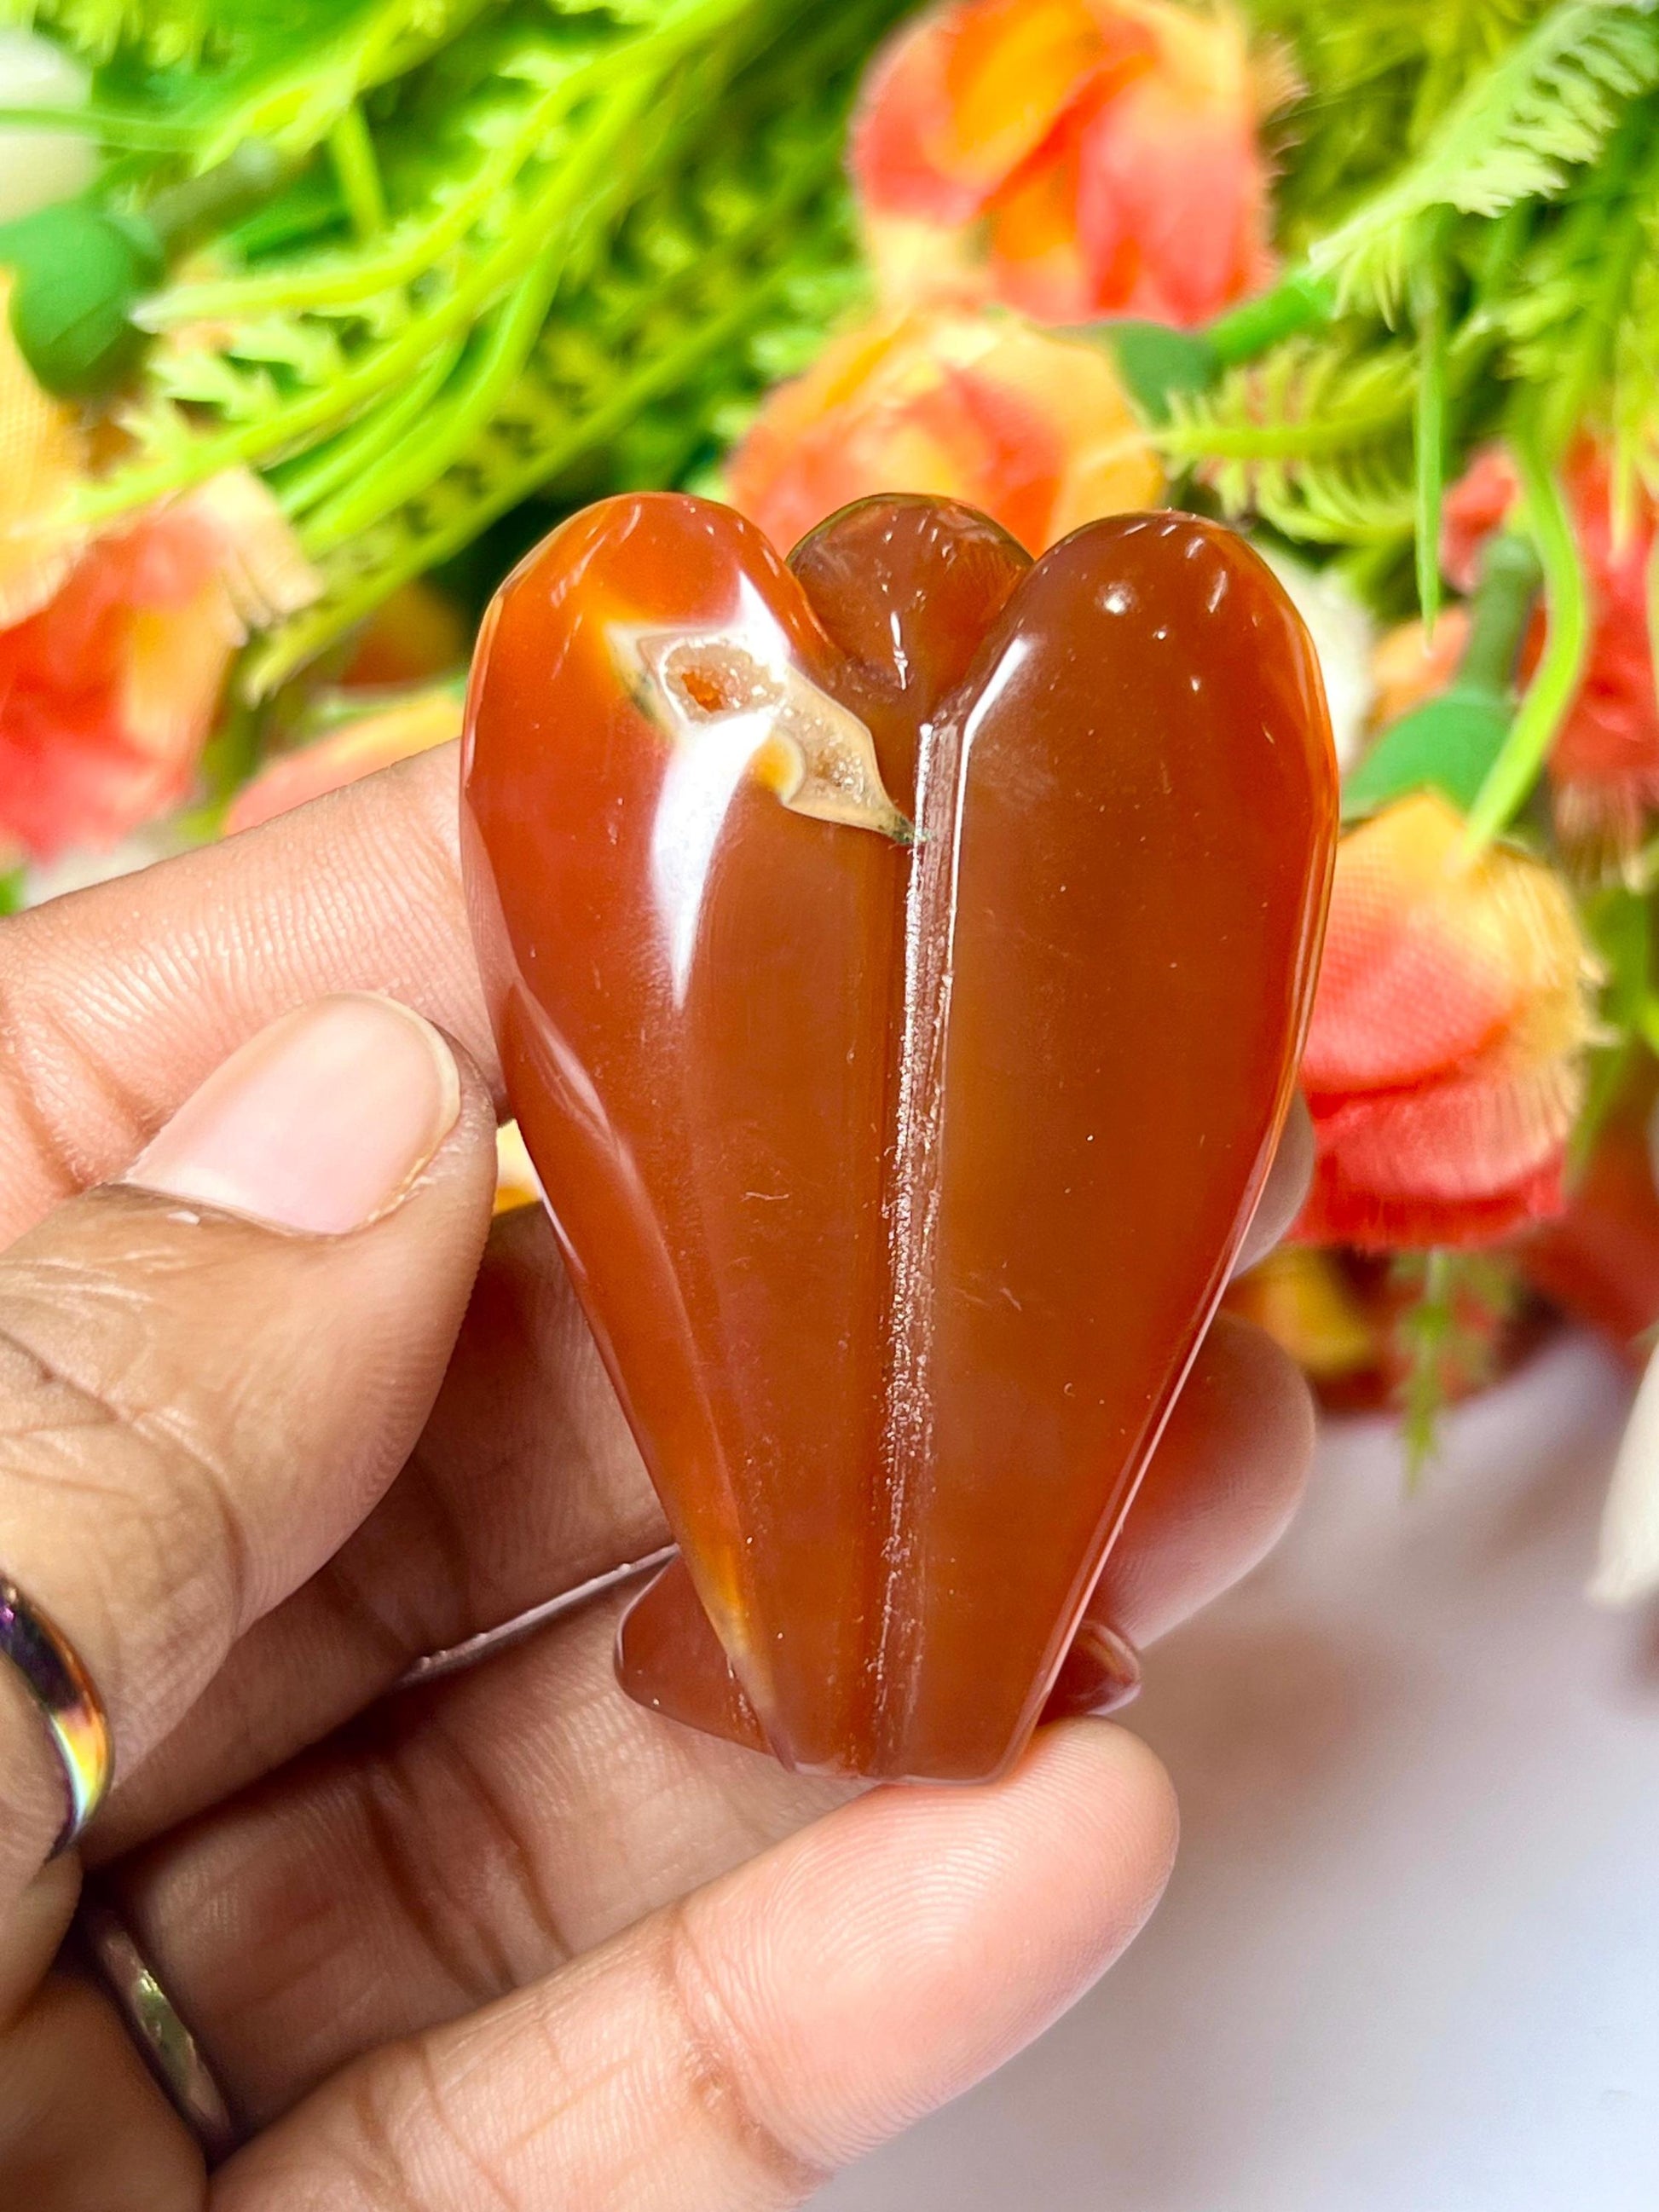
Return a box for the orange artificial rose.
[1367,607,1469,736]
[341,578,469,690]
[851,0,1279,326]
[1298,792,1598,1249]
[0,469,317,863]
[0,273,87,630]
[223,684,463,835]
[725,304,1162,556]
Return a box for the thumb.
[0,995,494,1902]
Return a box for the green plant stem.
[1207,266,1338,366]
[303,244,564,550]
[1463,426,1590,847]
[143,140,286,256]
[1573,884,1648,1175]
[1411,233,1448,634]
[327,104,387,240]
[271,333,465,516]
[142,0,753,329]
[1460,531,1540,689]
[1402,1248,1454,1484]
[72,60,679,528]
[0,103,195,147]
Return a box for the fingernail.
[126,995,461,1234]
[1043,1620,1142,1723]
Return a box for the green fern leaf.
[3,0,221,65]
[243,0,893,690]
[1160,339,1417,540]
[1610,187,1659,510]
[1311,0,1659,314]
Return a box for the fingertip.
[1027,1718,1180,1942]
[1234,1090,1315,1276]
[1200,1309,1319,1487]
[705,1717,1181,2169]
[1094,1311,1315,1650]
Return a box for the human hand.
[0,745,1314,2207]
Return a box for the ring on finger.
[76,1891,240,2166]
[0,1572,113,1854]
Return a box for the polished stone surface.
[465,492,1335,1782]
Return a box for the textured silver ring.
[78,1893,240,2166]
[0,1573,113,1853]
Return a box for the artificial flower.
[1297,791,1598,1249]
[850,0,1280,326]
[1223,1244,1378,1383]
[1443,440,1659,869]
[342,578,469,690]
[494,1120,543,1215]
[223,683,462,835]
[0,271,89,629]
[1367,608,1469,737]
[725,303,1162,556]
[1229,1244,1534,1413]
[0,468,318,863]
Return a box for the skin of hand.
[0,742,1315,2210]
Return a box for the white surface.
[824,1332,1659,2212]
[1257,546,1376,771]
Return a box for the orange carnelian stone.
[463,493,1335,1782]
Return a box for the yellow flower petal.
[0,270,86,627]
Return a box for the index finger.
[0,744,493,1245]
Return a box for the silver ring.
[0,1572,113,1854]
[77,1893,240,2166]
[396,1544,677,1689]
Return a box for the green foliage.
[1256,0,1554,242]
[0,0,903,694]
[1311,1,1659,315]
[1300,2,1659,316]
[1464,429,1591,844]
[1159,338,1418,545]
[1574,884,1649,1170]
[4,0,222,66]
[1160,0,1659,836]
[48,1,874,523]
[1391,1249,1523,1480]
[9,0,503,161]
[240,0,890,689]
